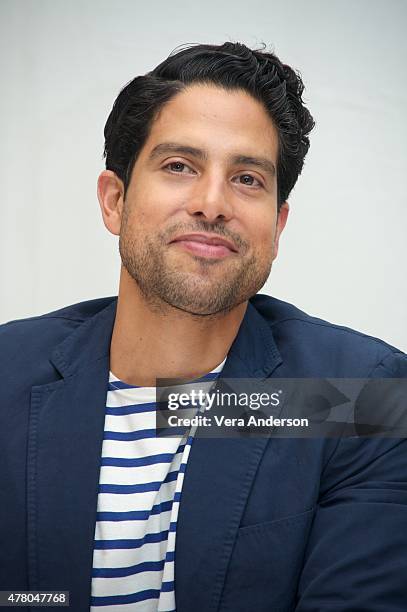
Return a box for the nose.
[185,171,233,222]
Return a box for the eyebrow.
[148,142,276,178]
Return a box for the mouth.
[169,233,238,259]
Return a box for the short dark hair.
[103,42,315,210]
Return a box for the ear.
[272,201,289,261]
[97,170,125,236]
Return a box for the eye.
[164,161,195,174]
[234,174,263,188]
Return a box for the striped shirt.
[90,360,225,611]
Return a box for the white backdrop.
[1,0,406,350]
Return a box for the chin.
[163,286,247,317]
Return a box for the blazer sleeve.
[295,351,407,611]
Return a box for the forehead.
[142,84,279,164]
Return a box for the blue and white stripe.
[90,361,224,610]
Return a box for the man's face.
[117,84,287,316]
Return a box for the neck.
[110,267,247,387]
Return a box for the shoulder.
[0,296,115,339]
[250,294,406,377]
[0,296,116,379]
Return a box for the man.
[1,42,406,612]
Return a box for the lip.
[170,233,238,253]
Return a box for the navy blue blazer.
[1,294,406,611]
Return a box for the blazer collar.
[49,296,282,381]
[49,298,118,378]
[221,299,282,378]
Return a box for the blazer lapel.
[175,302,283,612]
[27,300,117,610]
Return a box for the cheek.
[246,212,276,256]
[132,181,183,225]
[257,232,275,261]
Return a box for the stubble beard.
[119,218,273,317]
